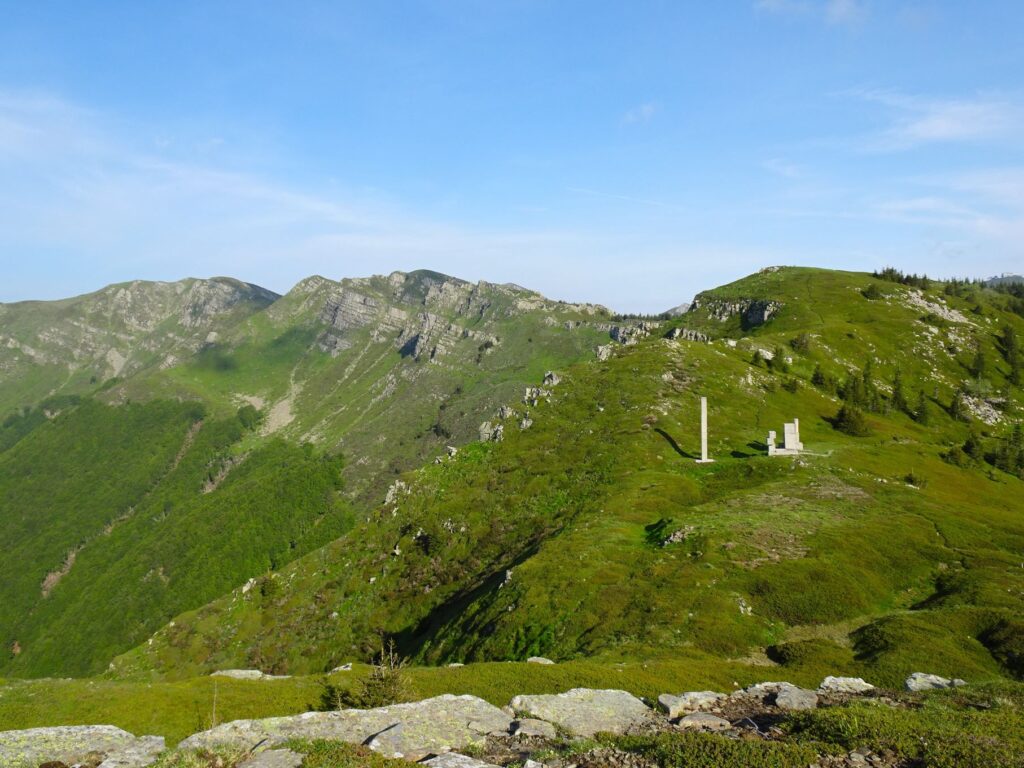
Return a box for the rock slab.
[180,694,511,760]
[737,682,818,710]
[97,736,165,768]
[0,725,164,768]
[422,753,502,768]
[657,691,726,719]
[211,669,291,681]
[905,673,966,692]
[509,688,653,737]
[677,713,731,732]
[238,749,304,768]
[818,677,875,695]
[510,719,557,739]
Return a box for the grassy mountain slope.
[114,270,611,501]
[0,270,614,678]
[114,267,1024,687]
[0,399,353,677]
[0,277,279,418]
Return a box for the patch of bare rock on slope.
[0,671,974,767]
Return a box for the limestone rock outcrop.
[818,676,875,695]
[508,688,653,737]
[905,672,966,692]
[179,694,512,760]
[734,681,818,711]
[657,690,727,719]
[0,725,163,768]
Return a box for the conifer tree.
[913,389,930,425]
[971,348,987,379]
[891,366,908,414]
[949,387,967,422]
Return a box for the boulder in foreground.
[180,694,511,760]
[905,672,967,692]
[657,690,727,719]
[508,688,654,736]
[818,676,875,695]
[0,725,163,768]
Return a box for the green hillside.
[115,270,612,502]
[0,270,614,678]
[114,267,1024,689]
[0,277,279,417]
[0,399,353,677]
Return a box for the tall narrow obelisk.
[697,396,714,463]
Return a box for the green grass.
[108,268,1023,690]
[4,658,1014,746]
[0,400,353,678]
[2,668,1022,767]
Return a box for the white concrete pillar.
[697,396,714,463]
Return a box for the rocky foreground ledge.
[0,673,972,768]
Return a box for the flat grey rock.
[774,683,818,710]
[818,676,875,695]
[211,669,291,680]
[422,753,501,768]
[180,694,511,760]
[526,656,555,665]
[905,673,967,692]
[677,712,731,731]
[0,725,163,768]
[509,688,653,737]
[239,749,304,768]
[97,735,166,768]
[657,691,726,718]
[510,718,557,739]
[735,681,818,710]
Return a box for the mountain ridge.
[0,268,619,677]
[108,266,1024,687]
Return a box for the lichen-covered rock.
[905,673,966,692]
[508,688,653,737]
[97,736,165,768]
[657,691,727,719]
[0,725,163,768]
[237,749,304,768]
[210,669,291,680]
[423,753,502,768]
[677,712,731,731]
[510,718,557,739]
[774,684,818,711]
[179,694,511,760]
[818,676,875,695]
[735,682,818,710]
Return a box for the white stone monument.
[767,418,803,456]
[696,396,714,463]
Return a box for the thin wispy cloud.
[566,186,687,212]
[762,158,805,179]
[755,0,866,26]
[0,90,601,303]
[622,102,658,125]
[824,0,866,25]
[856,89,1024,150]
[1,90,745,313]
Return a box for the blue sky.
[1,1,1022,312]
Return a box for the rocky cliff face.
[688,296,783,330]
[0,278,278,412]
[280,270,607,363]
